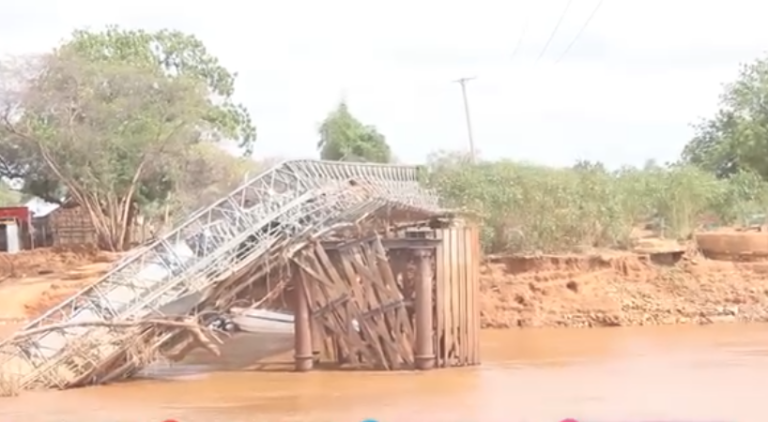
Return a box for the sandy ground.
[0,247,120,338]
[2,232,768,337]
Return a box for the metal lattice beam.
[0,160,445,391]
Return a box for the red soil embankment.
[5,232,768,334]
[0,248,120,325]
[479,242,768,328]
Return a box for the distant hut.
[0,205,32,252]
[25,197,99,248]
[26,197,148,249]
[26,197,60,248]
[47,202,99,247]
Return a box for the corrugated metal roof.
[24,197,60,218]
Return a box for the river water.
[3,323,768,422]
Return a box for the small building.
[0,197,140,251]
[26,197,60,248]
[49,203,101,247]
[24,197,98,248]
[0,206,32,253]
[26,197,151,249]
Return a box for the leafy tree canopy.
[0,26,256,250]
[0,181,20,207]
[317,102,391,163]
[682,56,768,179]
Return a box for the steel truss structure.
[0,160,444,391]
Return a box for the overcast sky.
[1,0,765,167]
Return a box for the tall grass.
[423,152,768,254]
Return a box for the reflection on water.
[4,324,768,422]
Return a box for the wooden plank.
[450,227,461,366]
[462,227,471,365]
[341,300,362,365]
[371,237,415,365]
[313,245,348,291]
[434,230,445,368]
[323,238,441,251]
[458,225,468,365]
[310,311,325,362]
[441,229,450,364]
[465,226,476,365]
[453,227,462,365]
[329,250,378,365]
[356,242,401,368]
[346,246,396,369]
[454,227,463,365]
[337,248,388,367]
[367,246,409,363]
[291,229,481,371]
[465,226,473,365]
[475,226,483,364]
[442,228,454,367]
[331,249,364,305]
[291,258,336,290]
[466,226,477,365]
[304,247,368,362]
[299,268,345,347]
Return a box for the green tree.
[150,144,267,229]
[317,102,391,163]
[0,181,20,206]
[682,56,768,179]
[0,26,256,250]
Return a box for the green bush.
[423,151,768,254]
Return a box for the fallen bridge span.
[0,160,480,395]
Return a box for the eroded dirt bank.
[479,249,768,328]
[0,247,120,336]
[3,236,768,332]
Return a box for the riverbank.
[479,248,768,328]
[2,239,768,332]
[0,248,121,334]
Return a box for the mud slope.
[0,248,120,328]
[479,250,768,328]
[5,240,768,334]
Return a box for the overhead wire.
[535,0,575,64]
[510,1,530,61]
[554,0,606,64]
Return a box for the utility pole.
[454,76,477,163]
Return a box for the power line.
[510,20,529,60]
[554,0,606,64]
[535,0,575,64]
[453,77,477,163]
[510,3,530,61]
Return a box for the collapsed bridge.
[0,160,481,394]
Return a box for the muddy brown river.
[3,324,767,422]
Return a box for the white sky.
[1,0,765,167]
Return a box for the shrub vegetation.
[424,152,768,254]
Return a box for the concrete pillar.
[293,268,313,372]
[414,249,435,370]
